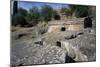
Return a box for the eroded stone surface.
[11,26,96,66]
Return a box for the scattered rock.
[11,25,96,66]
[61,41,88,61]
[65,54,75,63]
[67,33,96,61]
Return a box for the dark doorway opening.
[65,54,76,63]
[84,17,92,28]
[61,27,66,31]
[56,41,61,47]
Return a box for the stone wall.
[47,24,83,33]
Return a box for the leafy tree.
[29,7,40,20]
[18,8,28,17]
[28,7,40,25]
[61,5,90,18]
[41,5,54,22]
[61,7,73,18]
[69,5,89,18]
[25,13,32,22]
[12,13,28,27]
[61,7,68,13]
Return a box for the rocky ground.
[11,22,96,67]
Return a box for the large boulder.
[67,33,96,61]
[11,37,67,66]
[61,41,88,62]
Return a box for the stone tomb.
[47,19,84,33]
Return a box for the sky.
[18,1,69,11]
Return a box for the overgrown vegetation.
[28,7,41,26]
[41,5,54,22]
[12,4,93,27]
[69,5,90,18]
[61,5,91,18]
[61,7,73,18]
[12,13,28,27]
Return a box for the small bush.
[38,26,48,34]
[41,28,47,34]
[54,14,61,20]
[37,23,48,34]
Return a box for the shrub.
[38,26,48,34]
[52,10,60,20]
[38,23,48,34]
[12,13,28,27]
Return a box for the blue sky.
[18,1,69,11]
